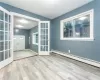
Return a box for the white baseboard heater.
[51,50,100,68]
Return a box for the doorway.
[13,13,39,60]
[12,12,50,55]
[0,6,50,69]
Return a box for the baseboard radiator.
[51,50,100,68]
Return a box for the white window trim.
[32,32,38,45]
[60,9,94,41]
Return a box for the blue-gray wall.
[29,26,38,53]
[14,28,30,49]
[0,2,50,21]
[1,1,100,62]
[51,0,100,62]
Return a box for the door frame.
[11,12,40,57]
[11,12,50,56]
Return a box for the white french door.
[39,21,50,55]
[0,6,13,69]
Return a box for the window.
[60,9,94,41]
[32,32,38,45]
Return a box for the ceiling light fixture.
[79,17,87,20]
[16,25,23,28]
[19,19,28,24]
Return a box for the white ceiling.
[0,0,93,19]
[14,16,38,29]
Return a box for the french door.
[39,21,50,55]
[0,6,13,69]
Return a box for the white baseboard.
[51,50,100,68]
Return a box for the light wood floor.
[14,50,37,60]
[0,53,100,80]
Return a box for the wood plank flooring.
[0,53,100,80]
[14,50,37,60]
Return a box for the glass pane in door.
[41,29,45,34]
[41,23,45,28]
[9,24,10,31]
[46,40,48,45]
[5,13,9,22]
[46,23,48,28]
[9,24,11,40]
[5,23,9,31]
[46,35,48,40]
[9,15,11,23]
[5,50,9,59]
[41,40,45,45]
[0,10,4,20]
[41,46,45,51]
[0,52,4,62]
[5,32,9,40]
[45,46,48,51]
[41,35,45,40]
[8,41,11,58]
[0,31,4,41]
[0,42,4,51]
[8,50,11,57]
[46,29,48,34]
[0,21,4,30]
[5,41,9,50]
[9,41,11,49]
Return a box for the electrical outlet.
[68,50,70,53]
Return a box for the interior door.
[39,21,50,55]
[14,35,25,51]
[0,6,13,69]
